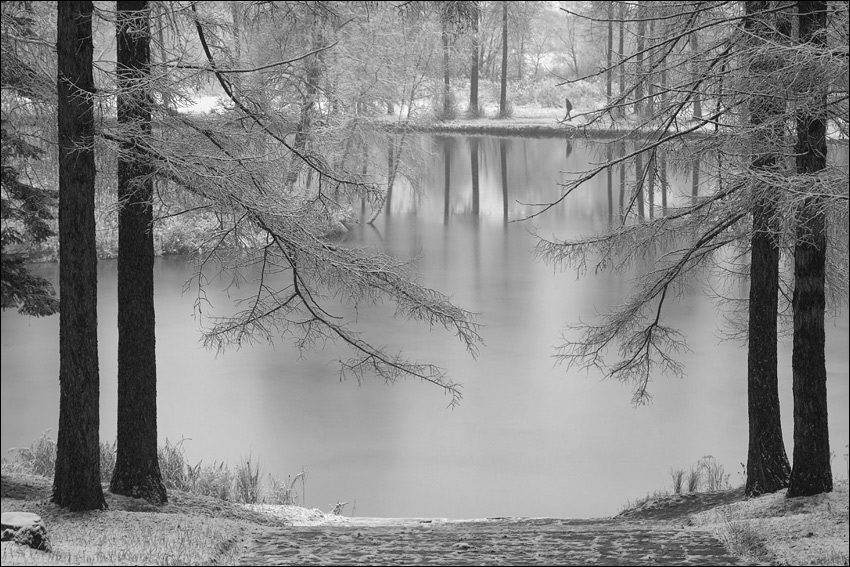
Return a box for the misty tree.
[468,1,480,116]
[534,1,848,497]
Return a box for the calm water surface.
[2,135,848,519]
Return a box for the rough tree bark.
[744,0,791,497]
[788,0,832,498]
[110,0,167,505]
[53,0,106,511]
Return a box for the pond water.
[2,135,848,519]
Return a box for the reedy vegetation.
[2,432,307,506]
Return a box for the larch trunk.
[110,0,167,504]
[53,0,106,511]
[788,0,831,498]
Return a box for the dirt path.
[240,517,743,565]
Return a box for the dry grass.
[0,473,283,566]
[623,479,850,566]
[1,511,243,566]
[0,434,315,566]
[2,433,306,506]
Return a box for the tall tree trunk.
[518,34,524,80]
[287,10,323,188]
[646,16,655,115]
[469,6,479,116]
[744,0,791,497]
[606,2,613,105]
[788,0,831,498]
[442,18,452,119]
[634,1,646,118]
[230,2,241,89]
[691,21,701,119]
[110,0,167,505]
[499,2,508,117]
[155,3,171,109]
[617,2,625,118]
[53,0,106,511]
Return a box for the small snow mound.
[242,503,348,526]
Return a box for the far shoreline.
[368,113,850,143]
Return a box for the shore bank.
[2,472,846,565]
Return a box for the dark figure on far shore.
[564,97,573,121]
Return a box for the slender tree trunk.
[485,32,496,79]
[788,0,831,498]
[469,7,479,116]
[110,0,167,505]
[499,2,508,118]
[617,2,625,118]
[744,0,791,497]
[287,10,323,188]
[634,1,646,118]
[230,2,241,89]
[647,16,655,115]
[53,0,106,511]
[442,17,451,119]
[518,34,524,80]
[606,2,613,105]
[155,3,171,109]
[691,22,701,119]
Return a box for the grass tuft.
[234,455,262,504]
[687,465,701,493]
[266,468,307,505]
[717,515,773,564]
[670,468,685,495]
